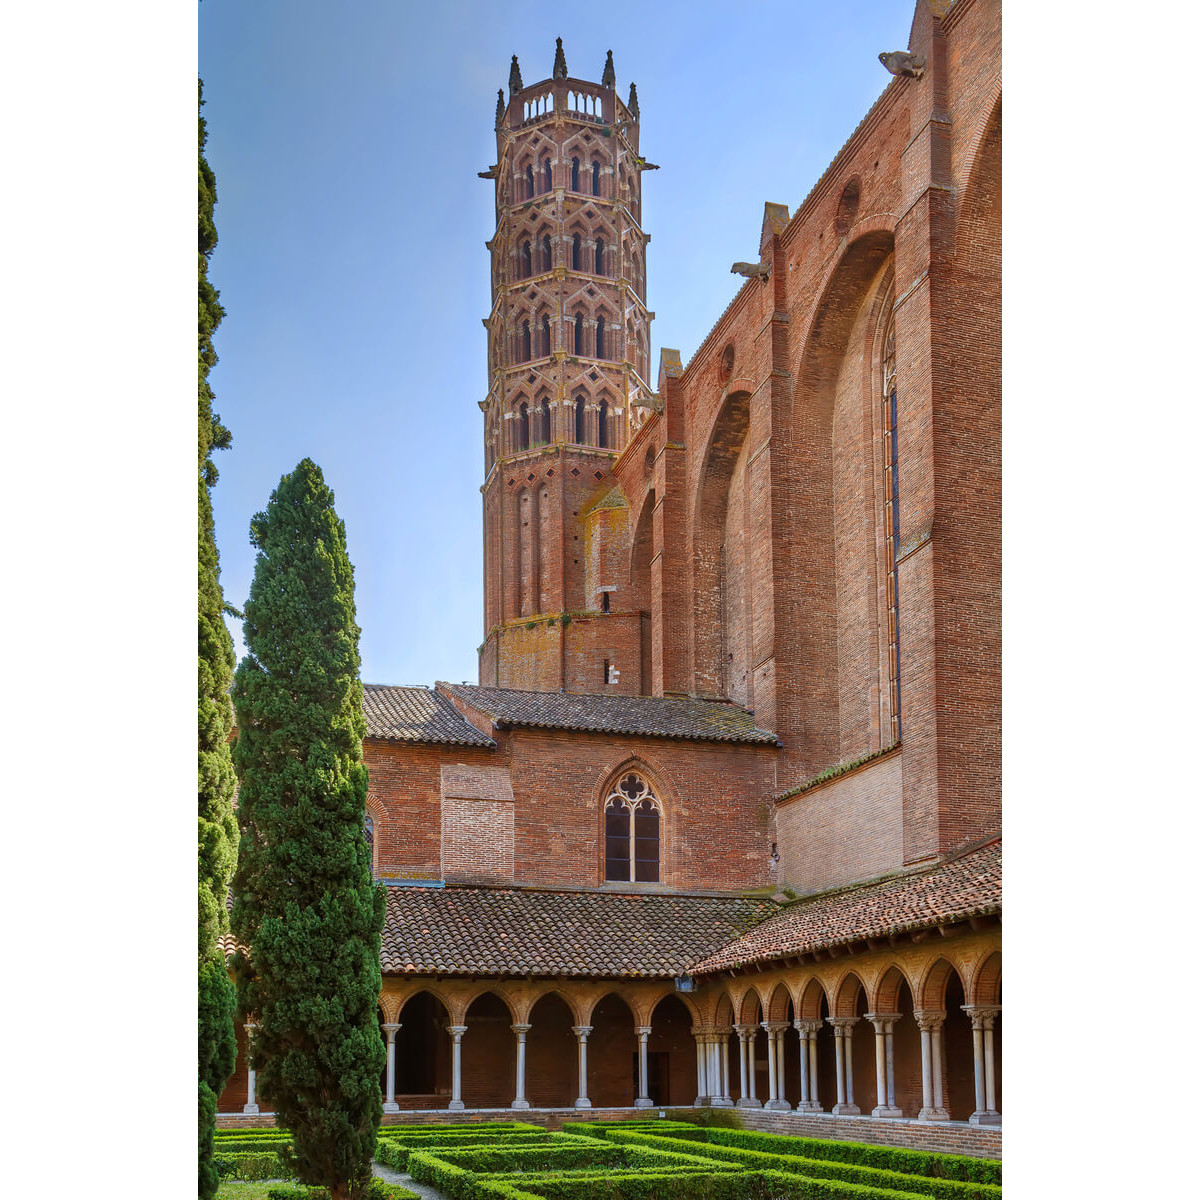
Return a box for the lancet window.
[571,156,580,191]
[594,238,605,275]
[598,397,609,447]
[592,160,601,195]
[574,312,585,354]
[572,233,582,271]
[881,313,901,741]
[542,234,553,272]
[518,402,530,452]
[541,315,552,357]
[574,395,586,443]
[604,772,661,883]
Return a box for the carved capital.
[572,1025,593,1041]
[793,1018,823,1037]
[761,1020,791,1034]
[961,1005,1000,1030]
[864,1012,900,1033]
[382,1023,401,1040]
[636,1025,652,1038]
[448,1024,468,1042]
[733,1023,756,1040]
[827,1017,859,1032]
[913,1010,946,1033]
[510,1023,532,1037]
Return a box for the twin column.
[962,1005,1001,1124]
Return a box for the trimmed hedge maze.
[372,1119,1002,1200]
[210,1128,418,1198]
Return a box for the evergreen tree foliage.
[198,78,238,1200]
[231,459,385,1200]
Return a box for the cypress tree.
[198,78,238,1200]
[231,459,385,1200]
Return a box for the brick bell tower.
[478,40,655,694]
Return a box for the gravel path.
[372,1159,452,1200]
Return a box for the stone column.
[762,1021,791,1110]
[448,1025,467,1111]
[734,1024,760,1107]
[865,1013,902,1117]
[693,1027,709,1105]
[510,1024,531,1110]
[714,1029,733,1106]
[243,1022,259,1114]
[635,1026,654,1108]
[828,1018,861,1116]
[382,1023,401,1113]
[793,1019,823,1111]
[572,1026,593,1109]
[914,1010,948,1120]
[962,1005,1001,1125]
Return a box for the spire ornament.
[553,37,568,80]
[495,89,505,128]
[628,82,640,119]
[602,50,616,88]
[509,55,523,94]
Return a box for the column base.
[693,1096,711,1106]
[382,1102,400,1114]
[448,1100,465,1112]
[764,1099,792,1111]
[711,1097,734,1108]
[918,1106,949,1121]
[736,1097,763,1108]
[511,1099,530,1110]
[634,1097,655,1109]
[970,1110,1002,1125]
[871,1105,903,1118]
[794,1101,823,1112]
[574,1098,592,1109]
[831,1103,861,1116]
[242,1104,259,1115]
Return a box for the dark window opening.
[604,801,629,881]
[541,315,552,357]
[574,313,584,355]
[518,402,530,451]
[634,800,659,882]
[595,315,606,359]
[542,234,552,272]
[575,395,586,443]
[594,237,605,275]
[520,320,531,362]
[542,156,552,193]
[598,398,609,448]
[571,156,580,191]
[572,233,581,271]
[525,165,534,200]
[520,240,532,279]
[592,160,601,194]
[539,398,551,445]
[601,591,610,613]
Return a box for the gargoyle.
[731,261,771,280]
[878,50,925,79]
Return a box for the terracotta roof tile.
[363,684,495,747]
[440,683,780,745]
[689,840,1002,975]
[381,886,778,977]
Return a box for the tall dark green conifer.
[198,78,238,1200]
[231,459,385,1200]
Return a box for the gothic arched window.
[598,397,609,448]
[881,314,901,741]
[572,233,581,271]
[571,156,580,191]
[520,239,532,280]
[541,315,552,357]
[575,395,586,443]
[574,312,584,355]
[538,397,551,445]
[542,234,553,272]
[594,237,605,276]
[364,813,375,878]
[521,320,531,363]
[518,402,530,451]
[592,159,601,195]
[604,772,661,882]
[542,156,552,193]
[525,165,535,200]
[595,315,606,360]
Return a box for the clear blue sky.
[200,0,915,687]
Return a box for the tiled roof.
[363,684,495,747]
[381,886,778,977]
[440,683,780,746]
[689,840,1002,975]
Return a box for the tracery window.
[881,315,901,740]
[604,772,660,882]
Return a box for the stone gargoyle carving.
[731,261,771,281]
[878,50,926,79]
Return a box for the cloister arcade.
[236,944,999,1126]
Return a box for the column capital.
[382,1022,401,1037]
[733,1023,756,1039]
[510,1023,532,1036]
[827,1016,859,1032]
[793,1018,823,1036]
[761,1020,790,1033]
[913,1009,946,1033]
[864,1012,901,1026]
[636,1025,652,1037]
[572,1024,593,1041]
[448,1024,468,1040]
[961,1004,1000,1030]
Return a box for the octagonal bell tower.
[479,40,655,694]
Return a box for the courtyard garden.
[214,1120,1001,1200]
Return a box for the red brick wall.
[776,751,904,894]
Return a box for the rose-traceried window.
[604,772,660,883]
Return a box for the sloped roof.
[363,684,495,747]
[689,839,1002,975]
[440,683,780,745]
[381,886,778,977]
